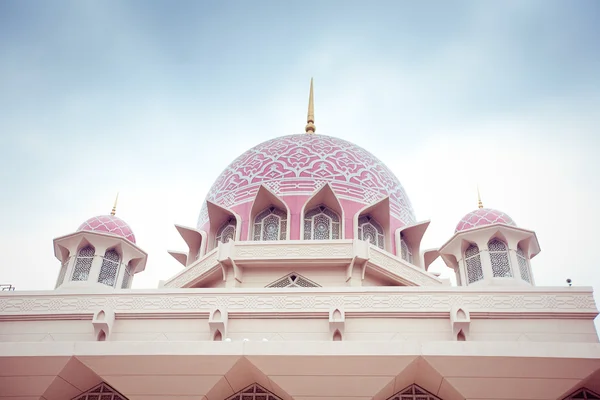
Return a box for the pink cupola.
[439,192,541,287]
[52,195,147,290]
[168,79,434,271]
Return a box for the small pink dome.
[77,215,136,243]
[455,208,516,233]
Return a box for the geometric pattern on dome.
[225,383,282,400]
[197,134,416,228]
[387,384,442,400]
[455,207,516,233]
[77,215,136,243]
[72,382,128,400]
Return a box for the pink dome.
[455,208,516,233]
[197,134,415,229]
[77,215,136,243]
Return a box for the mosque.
[1,80,599,400]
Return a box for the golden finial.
[110,192,119,216]
[305,78,316,134]
[477,185,483,209]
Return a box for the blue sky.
[1,1,599,328]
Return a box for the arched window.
[357,215,384,249]
[216,217,236,244]
[121,262,133,289]
[253,206,287,241]
[98,249,120,287]
[517,246,531,283]
[464,244,483,284]
[400,236,413,263]
[72,246,95,281]
[488,238,512,277]
[304,205,341,240]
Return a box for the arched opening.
[213,309,222,320]
[216,217,237,245]
[253,206,287,241]
[121,261,133,289]
[213,330,223,341]
[72,245,95,281]
[400,234,413,263]
[97,330,106,342]
[332,309,342,321]
[333,330,342,341]
[457,330,466,341]
[517,245,531,283]
[464,243,483,284]
[96,310,106,320]
[98,249,120,287]
[456,308,466,320]
[488,238,512,277]
[357,215,385,249]
[304,204,341,240]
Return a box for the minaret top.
[110,193,119,216]
[477,186,483,209]
[305,78,316,134]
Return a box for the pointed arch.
[387,384,442,400]
[225,384,283,400]
[207,201,242,249]
[332,329,342,341]
[249,185,291,240]
[72,244,95,281]
[355,197,390,250]
[300,183,345,240]
[71,382,127,400]
[266,272,320,288]
[488,237,512,277]
[464,242,483,284]
[98,248,121,287]
[517,244,532,283]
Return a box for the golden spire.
[110,192,119,216]
[305,78,316,134]
[477,185,483,209]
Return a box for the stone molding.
[0,287,596,320]
[162,240,441,288]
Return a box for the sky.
[0,1,599,329]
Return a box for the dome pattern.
[455,208,516,233]
[77,215,136,243]
[197,134,415,228]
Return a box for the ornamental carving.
[455,208,516,233]
[197,134,416,227]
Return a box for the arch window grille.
[267,273,320,288]
[72,382,128,400]
[517,246,531,283]
[72,246,95,281]
[464,244,483,284]
[253,206,287,241]
[98,249,120,287]
[400,237,413,263]
[357,215,384,249]
[226,384,282,400]
[387,384,442,400]
[563,389,600,400]
[304,205,341,240]
[488,239,512,277]
[216,218,236,244]
[121,263,132,289]
[55,257,70,288]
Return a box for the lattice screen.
[488,239,512,278]
[72,382,128,400]
[387,384,442,400]
[267,272,320,288]
[563,388,600,400]
[225,383,282,400]
[516,246,531,283]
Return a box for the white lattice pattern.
[253,206,287,241]
[72,382,127,400]
[77,215,136,243]
[197,134,416,228]
[400,237,413,263]
[304,204,340,240]
[225,383,282,400]
[563,388,600,400]
[488,239,512,277]
[267,272,320,288]
[465,244,483,284]
[98,249,120,287]
[455,207,516,232]
[517,246,531,283]
[216,218,236,244]
[72,246,94,281]
[358,215,384,249]
[121,263,132,289]
[387,384,442,400]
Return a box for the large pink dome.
[455,208,516,233]
[77,215,136,243]
[197,134,415,228]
